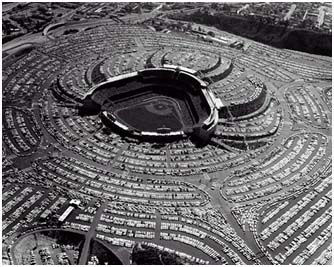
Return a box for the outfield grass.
[116,97,186,132]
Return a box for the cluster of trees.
[131,243,185,265]
[50,2,81,9]
[63,29,79,35]
[89,240,122,265]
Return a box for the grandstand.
[80,65,222,143]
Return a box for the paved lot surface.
[2,5,332,265]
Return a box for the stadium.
[80,65,223,143]
[2,2,331,265]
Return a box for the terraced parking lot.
[2,15,331,265]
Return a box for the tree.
[211,3,218,10]
[208,31,215,37]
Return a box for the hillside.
[169,11,332,56]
